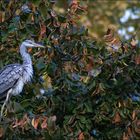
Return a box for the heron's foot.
[0,90,11,118]
[0,102,8,117]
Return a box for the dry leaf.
[39,24,46,40]
[12,114,29,129]
[118,102,121,108]
[32,118,40,129]
[41,118,48,129]
[78,132,84,140]
[127,127,132,137]
[86,56,94,72]
[104,27,121,52]
[0,127,4,138]
[40,24,46,37]
[28,48,32,53]
[130,39,137,49]
[0,12,5,22]
[31,14,34,22]
[133,119,140,134]
[132,110,136,120]
[50,116,57,122]
[70,0,79,13]
[135,55,140,65]
[112,112,121,124]
[122,132,129,140]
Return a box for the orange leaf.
[40,24,46,37]
[12,114,29,128]
[86,56,94,72]
[28,48,32,53]
[32,118,40,129]
[112,112,121,124]
[127,127,132,137]
[39,24,46,40]
[78,132,84,140]
[41,118,48,129]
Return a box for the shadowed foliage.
[0,0,140,139]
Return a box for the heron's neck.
[20,44,32,65]
[20,44,33,82]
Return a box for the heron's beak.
[33,42,45,48]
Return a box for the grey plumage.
[0,40,44,116]
[0,64,22,99]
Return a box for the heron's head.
[22,40,45,48]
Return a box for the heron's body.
[0,63,33,99]
[0,40,44,115]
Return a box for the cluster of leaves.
[0,0,140,139]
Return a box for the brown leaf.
[31,3,36,13]
[112,112,121,124]
[0,12,2,23]
[133,119,140,134]
[41,117,48,129]
[135,55,140,65]
[12,114,29,129]
[32,118,40,129]
[40,24,46,36]
[122,44,128,53]
[122,132,129,140]
[0,12,5,23]
[70,0,79,13]
[127,127,132,137]
[132,110,136,120]
[78,132,84,140]
[47,116,57,131]
[130,38,137,49]
[27,48,32,53]
[31,14,34,22]
[39,24,46,40]
[104,27,121,52]
[91,84,100,96]
[0,127,4,138]
[86,56,94,72]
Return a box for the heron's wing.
[0,64,21,75]
[0,64,23,97]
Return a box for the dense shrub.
[0,0,140,139]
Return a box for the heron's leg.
[1,89,12,117]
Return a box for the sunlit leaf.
[31,118,40,129]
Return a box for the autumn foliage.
[0,0,140,139]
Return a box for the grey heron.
[0,40,45,116]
